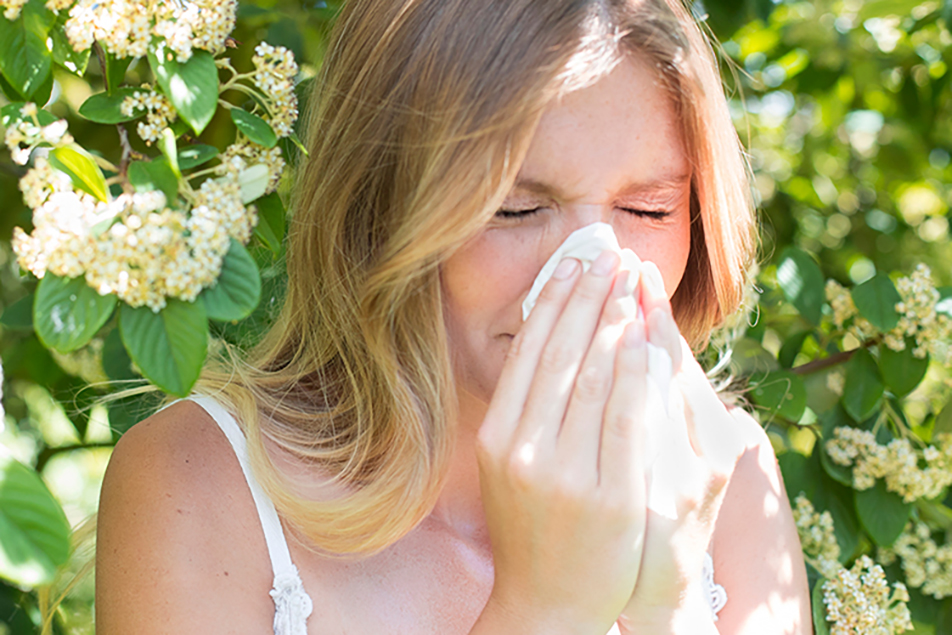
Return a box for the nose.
[544,203,616,257]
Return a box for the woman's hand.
[473,250,650,635]
[616,262,748,634]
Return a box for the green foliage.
[0,455,71,588]
[119,300,208,398]
[0,0,949,632]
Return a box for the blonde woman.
[96,0,811,633]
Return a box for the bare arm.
[710,409,813,635]
[95,401,276,634]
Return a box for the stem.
[91,154,120,173]
[35,442,114,472]
[791,337,880,376]
[117,125,133,179]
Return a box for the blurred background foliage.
[0,0,950,632]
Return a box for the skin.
[96,56,811,634]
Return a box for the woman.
[95,0,811,632]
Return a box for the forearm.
[617,586,719,635]
[469,593,614,635]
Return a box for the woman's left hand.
[616,262,750,634]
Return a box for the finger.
[481,257,581,446]
[639,260,671,318]
[647,306,682,377]
[599,318,648,492]
[558,269,635,478]
[515,250,620,449]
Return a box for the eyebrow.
[511,173,692,199]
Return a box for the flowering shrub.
[737,247,952,634]
[1,1,951,634]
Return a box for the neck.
[428,385,491,548]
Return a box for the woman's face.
[441,55,693,406]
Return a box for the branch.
[35,442,114,472]
[791,337,879,376]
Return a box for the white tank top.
[189,394,727,635]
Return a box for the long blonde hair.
[198,0,756,555]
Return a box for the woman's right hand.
[473,250,650,635]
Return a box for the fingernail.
[643,262,666,298]
[623,319,645,348]
[591,250,619,276]
[552,258,579,280]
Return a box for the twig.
[35,442,114,472]
[791,337,879,376]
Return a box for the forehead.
[515,55,689,199]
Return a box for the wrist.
[618,584,718,635]
[471,590,611,635]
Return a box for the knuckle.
[603,409,637,441]
[538,341,576,375]
[598,490,637,521]
[573,364,611,404]
[505,328,535,364]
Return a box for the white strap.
[188,395,299,583]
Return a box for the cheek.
[618,218,692,298]
[440,231,534,340]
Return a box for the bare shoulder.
[711,406,813,635]
[95,400,275,634]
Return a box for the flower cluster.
[825,268,952,365]
[64,0,237,62]
[885,265,952,364]
[12,157,256,311]
[121,86,177,145]
[4,104,72,165]
[826,427,952,502]
[879,521,952,599]
[251,43,298,137]
[1,0,70,20]
[826,280,857,329]
[822,555,912,635]
[792,494,841,578]
[218,141,285,196]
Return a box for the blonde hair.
[198,0,756,555]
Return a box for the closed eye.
[494,208,544,219]
[620,208,671,219]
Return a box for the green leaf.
[102,327,136,382]
[127,158,179,205]
[0,455,71,587]
[177,144,218,169]
[148,45,219,135]
[936,400,952,436]
[287,131,308,156]
[49,145,109,203]
[0,0,55,101]
[253,192,286,255]
[103,50,133,96]
[841,349,884,422]
[201,239,262,321]
[0,293,35,331]
[77,88,140,124]
[777,248,825,326]
[812,576,831,635]
[779,331,811,368]
[50,11,89,75]
[158,128,181,177]
[851,273,901,331]
[33,274,117,353]
[231,107,278,148]
[750,370,807,422]
[855,479,912,546]
[119,299,208,397]
[880,343,930,397]
[0,101,56,128]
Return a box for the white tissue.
[521,222,678,519]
